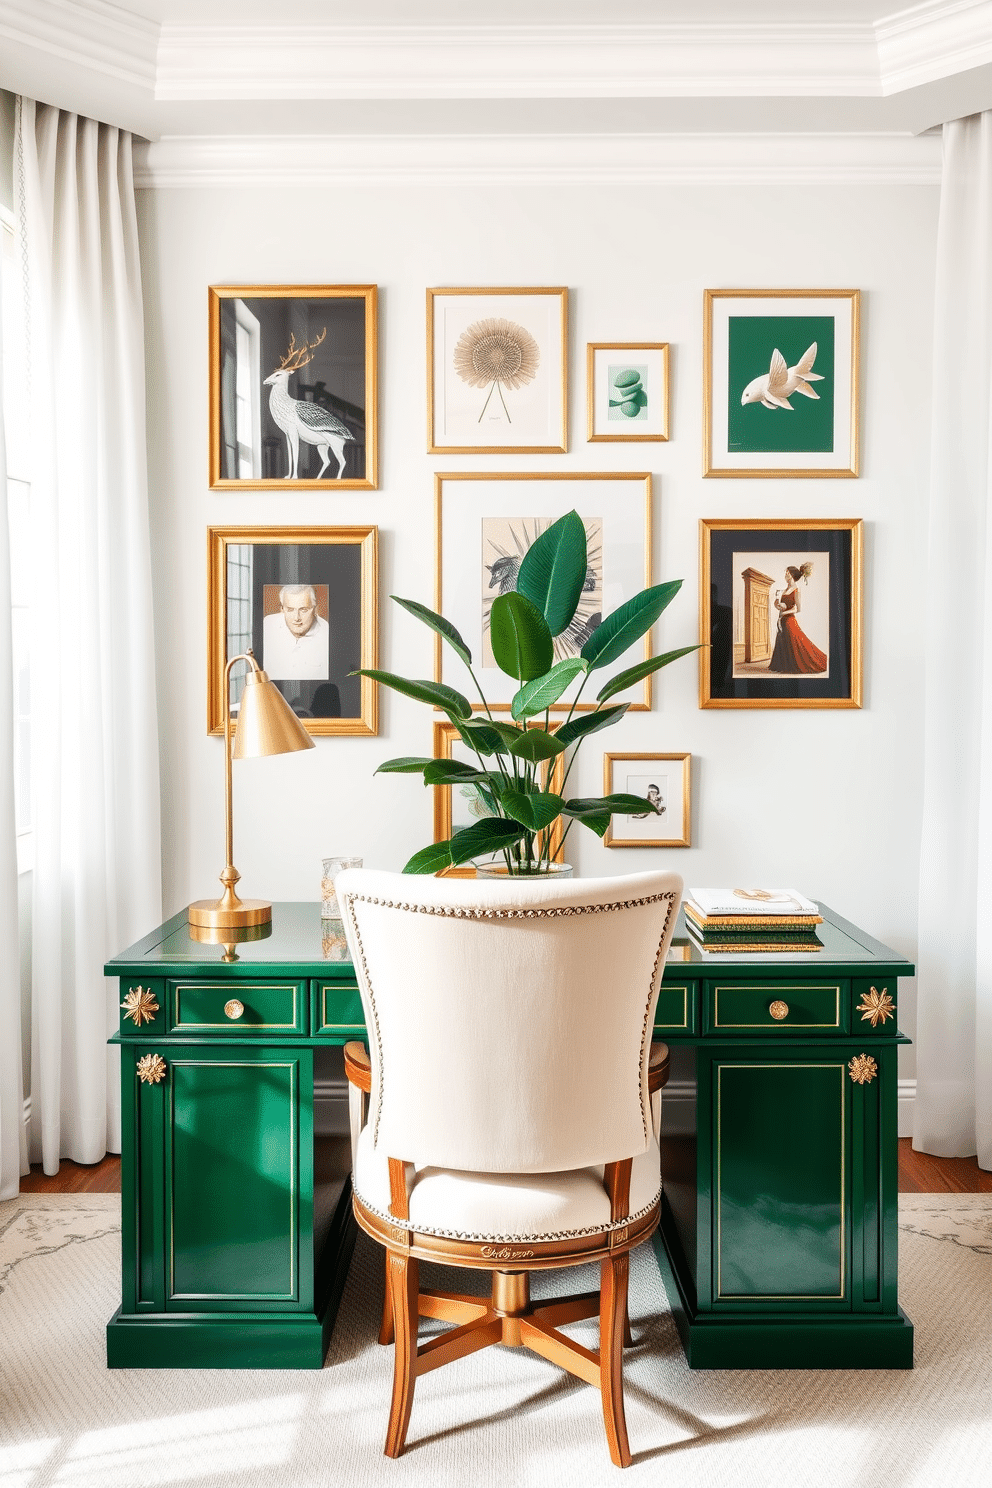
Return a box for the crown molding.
[876,0,992,92]
[133,131,942,189]
[0,0,157,88]
[154,22,882,102]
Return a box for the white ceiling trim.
[133,132,943,189]
[153,23,883,101]
[0,0,157,88]
[876,0,992,93]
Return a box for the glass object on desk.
[321,918,350,961]
[321,856,362,917]
[474,861,572,880]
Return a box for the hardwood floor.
[14,1140,992,1196]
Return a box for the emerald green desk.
[105,900,914,1371]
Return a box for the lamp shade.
[233,667,316,760]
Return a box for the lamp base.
[188,898,272,929]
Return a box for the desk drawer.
[707,982,849,1035]
[655,981,697,1035]
[313,980,365,1038]
[166,980,308,1035]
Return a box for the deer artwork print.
[263,328,356,479]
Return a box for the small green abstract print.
[727,316,835,454]
[608,364,649,422]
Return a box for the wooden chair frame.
[344,1039,671,1468]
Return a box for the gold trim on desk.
[169,981,302,1031]
[712,983,842,1030]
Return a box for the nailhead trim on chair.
[353,1182,662,1244]
[342,888,678,1148]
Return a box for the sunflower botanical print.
[453,317,540,424]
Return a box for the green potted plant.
[358,511,698,875]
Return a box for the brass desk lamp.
[189,650,315,930]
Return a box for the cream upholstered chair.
[337,866,682,1468]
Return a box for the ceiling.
[1,0,991,141]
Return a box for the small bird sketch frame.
[703,289,860,478]
[206,525,379,737]
[603,753,691,848]
[587,342,670,442]
[208,285,378,489]
[699,517,863,709]
[433,720,566,876]
[427,287,568,454]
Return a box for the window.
[1,205,31,868]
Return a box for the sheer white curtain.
[914,112,992,1168]
[0,209,27,1200]
[15,98,161,1173]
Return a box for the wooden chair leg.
[600,1252,632,1469]
[378,1248,394,1345]
[384,1249,419,1459]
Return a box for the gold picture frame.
[433,720,566,877]
[208,284,378,489]
[427,287,568,454]
[699,517,863,709]
[703,288,860,478]
[587,342,670,442]
[434,471,654,712]
[603,753,691,848]
[207,526,378,737]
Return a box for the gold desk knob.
[121,986,159,1026]
[769,1000,790,1021]
[137,1053,167,1085]
[224,999,245,1021]
[849,1054,878,1085]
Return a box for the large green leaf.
[560,800,611,838]
[391,596,472,666]
[353,669,472,721]
[516,511,588,638]
[510,658,587,720]
[422,760,488,786]
[403,841,454,874]
[374,756,434,775]
[458,718,523,755]
[554,703,629,748]
[597,792,665,815]
[489,592,554,682]
[448,818,527,866]
[508,729,567,763]
[595,645,702,703]
[580,580,683,671]
[500,790,565,831]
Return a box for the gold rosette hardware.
[857,987,895,1028]
[136,1053,167,1085]
[848,1054,878,1086]
[224,999,245,1020]
[768,1001,790,1021]
[121,986,160,1026]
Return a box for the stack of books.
[683,888,823,953]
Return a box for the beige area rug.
[1,1193,991,1488]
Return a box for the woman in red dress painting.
[768,563,828,674]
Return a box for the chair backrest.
[337,867,682,1174]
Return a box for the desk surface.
[106,899,914,980]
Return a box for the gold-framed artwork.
[207,526,378,737]
[603,753,691,848]
[434,471,654,712]
[699,518,863,709]
[587,342,669,442]
[433,720,565,877]
[427,287,567,454]
[208,285,378,489]
[703,289,860,478]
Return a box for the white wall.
[137,170,938,1082]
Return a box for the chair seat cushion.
[353,1124,661,1243]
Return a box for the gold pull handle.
[856,986,895,1027]
[136,1054,167,1085]
[848,1054,878,1085]
[121,986,160,1026]
[224,999,245,1021]
[768,1000,790,1021]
